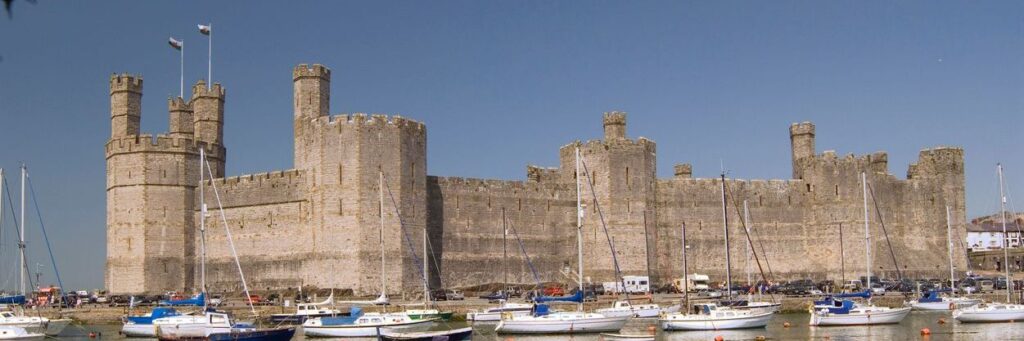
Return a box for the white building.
[966,222,1023,250]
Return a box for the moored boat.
[380,326,472,341]
[808,298,911,326]
[952,303,1024,323]
[122,307,183,337]
[0,326,42,341]
[659,303,773,331]
[495,310,630,334]
[595,300,662,318]
[467,302,533,322]
[910,291,981,311]
[302,312,435,338]
[268,292,344,323]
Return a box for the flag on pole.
[168,37,183,50]
[198,24,211,35]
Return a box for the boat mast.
[945,206,955,296]
[998,164,1011,303]
[422,208,429,307]
[838,221,845,290]
[681,222,688,312]
[19,163,26,292]
[379,170,387,299]
[0,168,4,285]
[861,172,871,299]
[199,149,207,300]
[743,200,752,288]
[575,147,584,312]
[502,207,508,299]
[720,172,732,299]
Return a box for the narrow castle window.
[835,185,839,197]
[626,167,630,189]
[806,184,813,192]
[518,198,522,211]
[338,164,343,183]
[758,195,763,206]
[339,199,343,216]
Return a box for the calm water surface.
[62,312,1024,340]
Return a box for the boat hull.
[597,306,662,318]
[809,306,910,326]
[302,319,434,338]
[0,318,71,336]
[659,312,773,331]
[467,310,531,322]
[953,305,1024,323]
[911,298,982,311]
[380,327,473,341]
[495,315,629,334]
[405,312,453,321]
[268,313,342,324]
[0,326,44,341]
[122,323,159,338]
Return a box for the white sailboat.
[725,200,780,314]
[659,172,774,331]
[910,206,981,310]
[156,150,296,340]
[495,147,630,334]
[269,291,343,323]
[953,164,1024,322]
[468,208,533,322]
[808,172,910,326]
[304,171,434,337]
[0,166,71,337]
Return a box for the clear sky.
[0,1,1022,290]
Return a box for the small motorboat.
[600,332,655,341]
[0,326,43,341]
[157,311,294,340]
[380,326,472,341]
[0,308,71,336]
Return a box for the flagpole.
[179,40,184,98]
[207,23,212,89]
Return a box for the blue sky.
[0,1,1022,289]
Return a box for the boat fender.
[920,328,931,335]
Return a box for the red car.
[543,286,565,296]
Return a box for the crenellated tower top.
[603,111,627,140]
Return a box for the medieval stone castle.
[106,63,967,295]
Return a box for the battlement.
[907,146,965,179]
[789,121,815,136]
[526,165,559,183]
[109,73,143,94]
[293,64,331,81]
[168,97,191,111]
[603,111,627,140]
[105,134,224,159]
[319,113,426,132]
[191,80,225,98]
[674,163,692,178]
[210,169,304,187]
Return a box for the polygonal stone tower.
[106,74,226,294]
[559,112,658,283]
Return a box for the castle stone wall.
[106,63,968,295]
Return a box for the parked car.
[696,289,722,299]
[870,283,886,295]
[247,294,267,305]
[208,294,223,306]
[480,291,508,302]
[543,286,566,297]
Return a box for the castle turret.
[191,80,226,177]
[168,97,194,138]
[603,111,627,141]
[292,64,331,170]
[790,122,815,179]
[110,74,142,138]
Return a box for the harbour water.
[57,312,1024,340]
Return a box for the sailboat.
[303,171,438,337]
[0,166,71,337]
[910,206,981,310]
[402,198,452,321]
[659,173,775,331]
[721,200,780,314]
[953,164,1024,322]
[494,147,630,334]
[156,149,296,341]
[467,208,533,323]
[808,172,910,326]
[269,291,343,323]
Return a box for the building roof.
[967,221,1024,233]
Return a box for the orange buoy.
[88,333,97,339]
[937,318,946,324]
[714,336,724,341]
[783,321,791,328]
[921,328,931,335]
